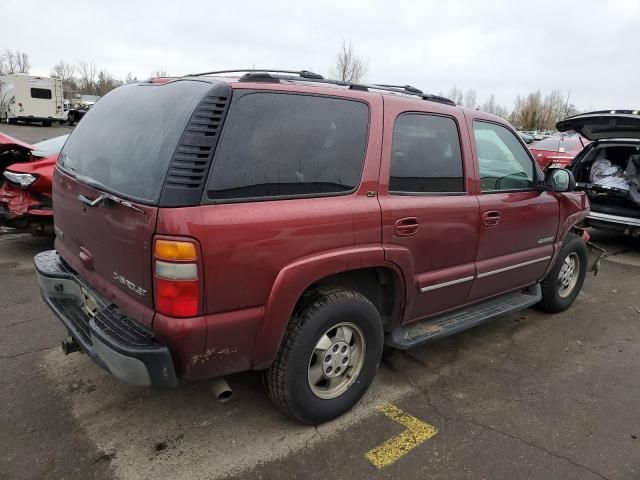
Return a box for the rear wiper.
[76,176,144,214]
[78,192,144,213]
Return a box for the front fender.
[251,245,404,368]
[557,191,589,241]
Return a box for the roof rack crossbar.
[183,69,456,106]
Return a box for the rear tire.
[264,286,383,425]
[67,115,75,126]
[538,233,587,313]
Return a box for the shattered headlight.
[3,171,37,187]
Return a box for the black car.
[560,110,640,235]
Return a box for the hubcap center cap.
[322,341,350,378]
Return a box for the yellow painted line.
[365,403,438,469]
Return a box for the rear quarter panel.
[155,88,386,371]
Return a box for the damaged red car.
[0,133,67,235]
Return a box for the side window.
[389,114,464,194]
[206,93,369,201]
[30,88,52,99]
[473,121,535,192]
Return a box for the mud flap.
[586,242,605,276]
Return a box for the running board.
[386,284,542,350]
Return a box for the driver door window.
[473,121,535,192]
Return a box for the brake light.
[153,239,200,317]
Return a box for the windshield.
[58,80,212,203]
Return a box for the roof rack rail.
[373,84,424,95]
[184,69,456,106]
[185,69,324,80]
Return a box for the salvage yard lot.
[2,125,640,480]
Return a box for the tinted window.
[206,93,369,201]
[474,121,535,192]
[390,114,464,193]
[31,88,52,99]
[59,80,212,203]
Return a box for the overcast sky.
[3,0,638,110]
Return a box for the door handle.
[482,211,501,227]
[395,217,419,236]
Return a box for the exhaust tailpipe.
[211,377,233,402]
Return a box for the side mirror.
[545,168,575,192]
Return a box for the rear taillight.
[153,239,200,317]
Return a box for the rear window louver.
[159,83,232,207]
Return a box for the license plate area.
[80,287,99,318]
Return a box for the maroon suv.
[35,69,598,424]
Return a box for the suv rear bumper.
[34,250,178,387]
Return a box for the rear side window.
[205,93,369,201]
[58,80,213,203]
[390,114,464,193]
[31,88,52,99]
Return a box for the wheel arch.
[251,246,406,369]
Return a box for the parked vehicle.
[561,110,640,235]
[0,133,67,234]
[0,74,66,126]
[66,104,92,126]
[530,135,587,169]
[518,131,534,144]
[35,70,598,424]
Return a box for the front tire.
[538,233,587,313]
[264,286,384,425]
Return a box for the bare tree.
[1,50,30,74]
[446,86,464,105]
[95,70,123,96]
[77,60,97,94]
[150,69,168,78]
[125,72,139,84]
[463,89,477,109]
[480,94,510,119]
[511,89,571,130]
[330,40,369,83]
[51,60,77,96]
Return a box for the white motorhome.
[0,74,66,126]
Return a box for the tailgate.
[54,168,158,324]
[50,78,231,326]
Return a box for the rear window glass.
[205,93,369,201]
[534,137,580,151]
[58,80,211,203]
[31,88,52,99]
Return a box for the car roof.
[145,70,513,129]
[168,69,457,106]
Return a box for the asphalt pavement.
[1,124,639,480]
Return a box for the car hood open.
[557,111,640,141]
